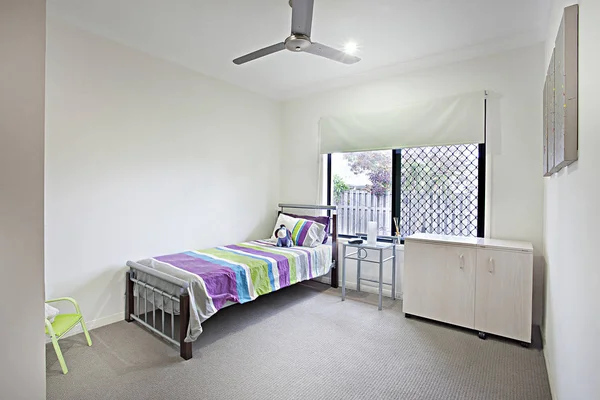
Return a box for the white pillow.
[271,214,325,248]
[45,303,60,323]
[315,226,328,245]
[270,213,298,240]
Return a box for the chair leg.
[80,318,92,346]
[50,335,68,374]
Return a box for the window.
[327,143,485,241]
[330,151,393,236]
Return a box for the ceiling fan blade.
[291,0,314,36]
[305,42,361,64]
[233,42,286,65]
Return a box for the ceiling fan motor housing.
[285,34,311,52]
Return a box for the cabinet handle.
[459,254,464,269]
[488,257,494,273]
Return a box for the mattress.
[135,240,332,341]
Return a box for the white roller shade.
[318,91,485,154]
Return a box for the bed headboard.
[277,203,338,288]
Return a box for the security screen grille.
[399,144,480,238]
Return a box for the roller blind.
[318,91,485,154]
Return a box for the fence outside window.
[335,188,392,236]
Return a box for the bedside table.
[341,241,397,310]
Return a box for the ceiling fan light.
[343,41,358,55]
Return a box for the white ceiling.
[48,0,552,100]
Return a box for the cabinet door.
[443,245,477,328]
[403,241,476,329]
[475,249,533,342]
[403,241,445,318]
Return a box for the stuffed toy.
[274,224,293,247]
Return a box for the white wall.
[0,1,46,399]
[45,19,281,331]
[281,44,546,324]
[543,1,600,399]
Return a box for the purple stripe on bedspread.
[225,245,290,288]
[154,253,238,309]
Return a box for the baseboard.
[540,328,557,400]
[541,325,547,348]
[344,281,402,299]
[312,276,403,300]
[543,348,557,400]
[315,275,331,285]
[46,312,123,343]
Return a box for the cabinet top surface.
[405,233,533,252]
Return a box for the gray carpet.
[46,282,551,400]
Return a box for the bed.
[125,204,338,359]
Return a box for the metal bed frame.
[125,204,338,360]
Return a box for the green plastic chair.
[45,297,92,374]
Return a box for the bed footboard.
[125,262,192,360]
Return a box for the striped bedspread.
[136,240,332,341]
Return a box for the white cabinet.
[403,233,533,344]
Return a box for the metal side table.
[341,241,396,310]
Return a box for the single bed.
[125,204,338,359]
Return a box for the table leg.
[378,250,383,311]
[341,244,346,301]
[391,245,396,300]
[357,258,361,292]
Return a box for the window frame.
[327,102,487,243]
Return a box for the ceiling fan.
[233,0,361,65]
